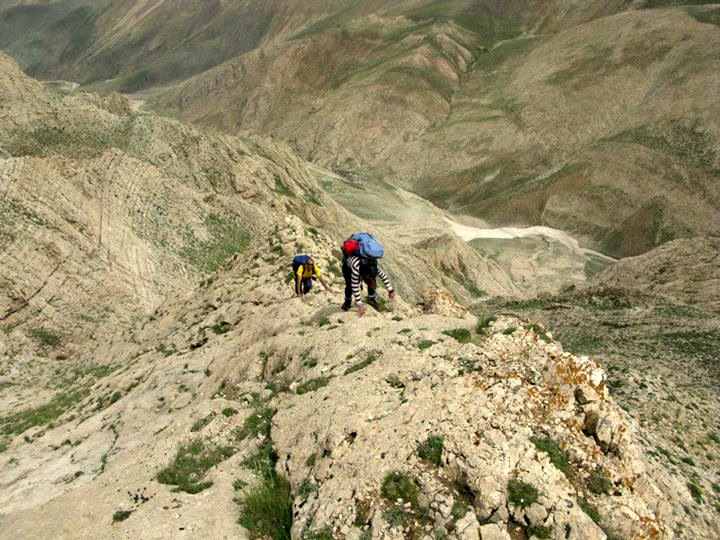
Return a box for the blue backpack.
[350,233,384,259]
[292,254,311,274]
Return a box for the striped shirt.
[347,256,394,305]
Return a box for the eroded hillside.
[1,52,719,540]
[0,211,703,539]
[155,5,720,258]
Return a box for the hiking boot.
[341,300,351,311]
[367,296,379,309]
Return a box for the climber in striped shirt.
[342,255,396,316]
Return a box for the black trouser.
[343,259,376,305]
[295,277,313,295]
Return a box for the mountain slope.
[0,218,692,539]
[0,44,718,540]
[156,5,720,257]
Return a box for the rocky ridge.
[0,217,692,538]
[0,51,717,539]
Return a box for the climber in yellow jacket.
[293,255,331,297]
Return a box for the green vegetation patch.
[27,326,63,348]
[689,6,720,27]
[443,328,471,344]
[407,0,451,22]
[643,0,716,8]
[112,509,133,523]
[157,439,235,494]
[527,525,553,539]
[1,389,88,437]
[524,323,552,343]
[417,435,444,465]
[344,355,378,375]
[234,406,276,441]
[578,498,602,524]
[298,478,317,502]
[471,36,547,72]
[451,499,469,521]
[237,462,292,539]
[383,504,407,526]
[476,315,497,333]
[382,471,419,506]
[297,377,330,395]
[655,329,720,359]
[610,120,718,168]
[587,471,612,495]
[417,339,437,350]
[687,481,703,503]
[238,400,292,540]
[290,1,362,39]
[4,119,134,159]
[190,414,214,433]
[531,436,571,475]
[507,478,538,508]
[182,213,250,274]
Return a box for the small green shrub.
[212,322,232,335]
[382,471,418,506]
[687,482,703,503]
[451,500,468,521]
[443,328,471,344]
[383,505,407,526]
[681,457,696,466]
[233,478,248,491]
[708,432,720,444]
[417,435,444,465]
[112,510,132,523]
[222,407,238,417]
[298,478,317,501]
[417,340,436,350]
[235,406,275,440]
[27,327,62,348]
[237,473,293,539]
[476,315,497,333]
[587,471,612,495]
[524,323,552,342]
[578,498,602,524]
[190,414,214,432]
[305,453,317,467]
[531,436,571,474]
[527,525,552,539]
[502,327,517,335]
[157,440,235,494]
[317,317,331,327]
[297,377,330,395]
[344,355,378,375]
[507,478,538,508]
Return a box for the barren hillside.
[155,5,720,258]
[1,50,720,540]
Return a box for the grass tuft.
[297,377,330,395]
[531,435,571,474]
[417,435,444,465]
[382,471,419,506]
[344,355,378,375]
[507,478,538,508]
[157,440,235,494]
[442,328,471,344]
